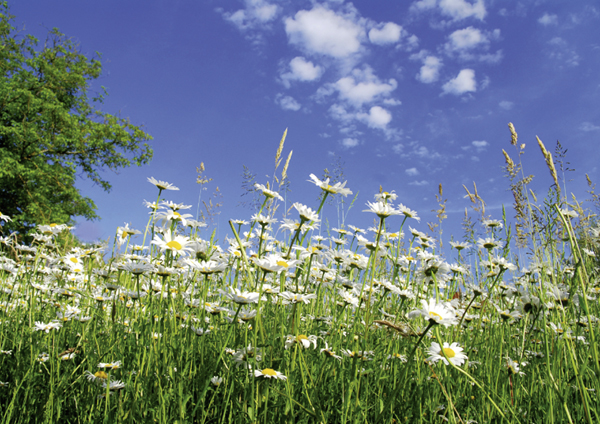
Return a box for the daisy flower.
[98,361,122,370]
[254,183,284,201]
[408,299,458,327]
[210,376,223,387]
[279,291,317,305]
[148,177,179,191]
[151,229,193,256]
[427,342,467,366]
[223,287,260,304]
[308,174,353,197]
[293,203,320,222]
[34,321,63,333]
[284,334,318,349]
[363,201,401,218]
[397,204,420,221]
[254,368,287,380]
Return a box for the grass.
[0,125,599,423]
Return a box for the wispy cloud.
[538,13,558,26]
[411,0,486,21]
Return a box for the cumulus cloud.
[442,69,476,95]
[341,137,360,148]
[392,144,404,154]
[446,27,488,51]
[357,106,392,129]
[368,22,403,45]
[275,94,301,111]
[417,55,443,83]
[405,167,419,176]
[538,13,558,25]
[323,66,397,107]
[499,100,514,110]
[280,57,323,87]
[411,0,486,21]
[284,6,365,58]
[222,0,279,30]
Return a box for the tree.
[0,3,153,236]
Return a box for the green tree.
[0,3,152,236]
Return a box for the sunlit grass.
[0,126,599,423]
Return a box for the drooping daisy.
[427,342,467,366]
[98,361,122,370]
[254,368,287,381]
[223,287,260,305]
[34,321,63,333]
[397,204,420,221]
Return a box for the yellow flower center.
[442,348,456,358]
[50,223,58,227]
[276,260,289,268]
[297,334,308,341]
[95,371,108,379]
[173,212,181,219]
[166,240,182,250]
[262,368,277,376]
[69,257,78,263]
[429,311,442,320]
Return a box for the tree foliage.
[0,3,153,235]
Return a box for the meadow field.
[1,126,599,423]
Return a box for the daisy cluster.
[0,172,598,422]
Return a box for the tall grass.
[0,125,599,423]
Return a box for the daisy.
[284,334,318,349]
[34,321,62,333]
[210,376,223,387]
[148,177,179,191]
[254,183,284,201]
[363,201,401,218]
[427,342,467,366]
[254,368,287,380]
[320,342,342,360]
[151,229,193,256]
[408,299,458,327]
[397,204,420,221]
[98,361,122,370]
[102,380,126,391]
[293,203,320,222]
[0,212,11,222]
[224,287,260,305]
[279,291,317,305]
[308,174,353,197]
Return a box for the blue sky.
[11,0,600,250]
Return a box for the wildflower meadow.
[1,125,599,423]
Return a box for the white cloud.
[439,0,486,20]
[284,6,365,58]
[332,66,397,107]
[499,100,514,110]
[538,13,558,25]
[409,180,429,186]
[580,122,600,132]
[341,137,360,148]
[357,106,392,129]
[275,94,301,111]
[446,27,488,51]
[411,0,486,21]
[369,22,402,45]
[223,0,279,30]
[280,57,323,87]
[547,37,580,67]
[405,167,419,176]
[417,55,443,83]
[442,69,476,95]
[392,144,404,154]
[471,140,488,152]
[383,98,402,106]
